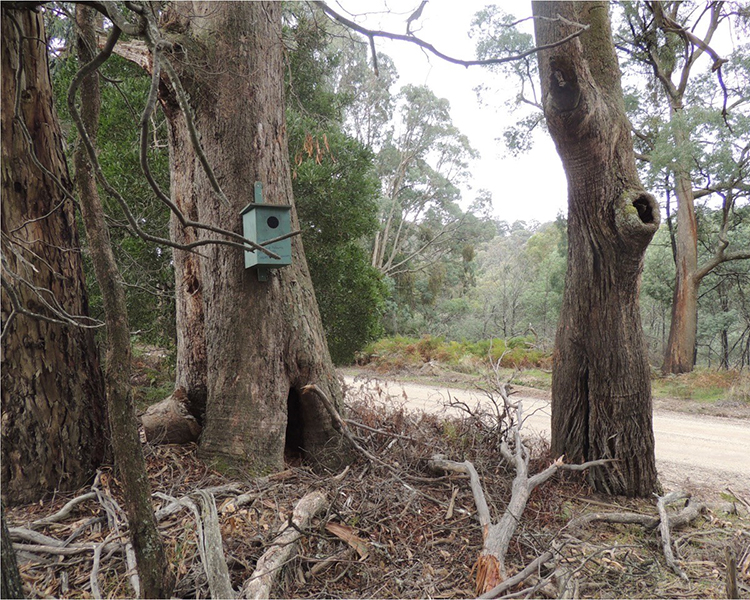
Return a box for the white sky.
[332,0,569,225]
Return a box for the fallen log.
[428,376,612,596]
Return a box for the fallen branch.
[90,533,121,600]
[194,490,235,600]
[429,380,610,595]
[429,452,607,594]
[656,491,689,581]
[568,499,705,532]
[154,491,235,598]
[241,490,328,599]
[478,550,554,599]
[11,543,97,556]
[26,492,97,529]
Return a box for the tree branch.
[314,2,589,69]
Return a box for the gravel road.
[343,376,750,497]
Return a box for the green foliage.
[284,7,386,363]
[52,44,175,345]
[470,5,543,154]
[642,207,750,368]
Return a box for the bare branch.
[67,25,281,259]
[315,2,589,69]
[695,191,750,282]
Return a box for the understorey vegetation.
[6,378,748,599]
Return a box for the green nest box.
[241,182,292,272]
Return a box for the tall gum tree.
[533,1,660,496]
[617,2,749,374]
[1,5,108,504]
[161,1,347,471]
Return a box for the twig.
[304,384,378,461]
[303,384,446,507]
[726,546,739,599]
[344,419,421,443]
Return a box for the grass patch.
[359,335,552,371]
[358,337,747,406]
[652,369,742,403]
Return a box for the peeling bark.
[663,136,699,374]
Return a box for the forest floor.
[5,352,750,599]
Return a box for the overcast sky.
[332,0,569,225]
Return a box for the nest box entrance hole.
[285,387,306,465]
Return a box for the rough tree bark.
[533,1,660,496]
[71,6,173,596]
[1,503,24,599]
[167,115,207,424]
[1,5,108,505]
[162,1,348,472]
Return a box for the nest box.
[241,182,292,273]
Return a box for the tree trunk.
[164,102,207,421]
[72,6,173,596]
[1,503,24,599]
[533,1,660,496]
[0,6,108,505]
[164,1,348,472]
[662,129,699,374]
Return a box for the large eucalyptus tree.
[533,1,660,496]
[1,4,108,505]
[159,1,348,471]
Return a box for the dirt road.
[343,376,750,496]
